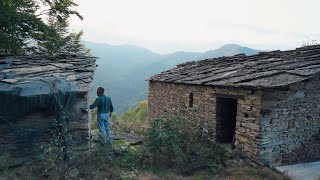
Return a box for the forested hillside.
[87,42,262,114]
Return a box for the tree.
[37,18,90,55]
[0,0,43,54]
[0,0,88,55]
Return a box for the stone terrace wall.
[259,74,320,166]
[148,81,263,161]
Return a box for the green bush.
[115,101,148,135]
[91,100,148,135]
[144,117,227,175]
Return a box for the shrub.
[5,140,144,179]
[115,101,148,135]
[144,117,227,175]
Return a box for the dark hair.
[97,87,104,95]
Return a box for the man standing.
[90,87,114,145]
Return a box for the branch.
[36,9,50,17]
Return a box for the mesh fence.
[0,77,77,161]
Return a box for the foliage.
[37,17,90,55]
[1,140,144,179]
[115,100,148,135]
[144,117,227,175]
[0,0,44,54]
[0,115,288,179]
[0,0,88,55]
[91,108,98,129]
[302,36,318,47]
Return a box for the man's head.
[97,87,104,96]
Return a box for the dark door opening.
[216,97,237,143]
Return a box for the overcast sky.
[70,0,320,53]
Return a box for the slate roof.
[149,45,320,89]
[0,54,96,93]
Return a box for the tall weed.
[144,117,227,175]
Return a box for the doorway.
[216,97,237,143]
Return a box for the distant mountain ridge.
[199,44,261,59]
[86,42,262,114]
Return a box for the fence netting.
[0,77,77,161]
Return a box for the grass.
[0,140,143,180]
[0,144,290,180]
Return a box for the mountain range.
[86,42,262,114]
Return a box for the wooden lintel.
[212,93,245,100]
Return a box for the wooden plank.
[212,93,244,100]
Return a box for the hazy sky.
[71,0,320,53]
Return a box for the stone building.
[148,45,320,166]
[0,54,96,166]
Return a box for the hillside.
[87,42,262,114]
[199,44,260,59]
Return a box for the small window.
[189,93,193,108]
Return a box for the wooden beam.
[212,93,244,100]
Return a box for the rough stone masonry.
[148,44,320,166]
[0,54,96,165]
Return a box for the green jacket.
[90,95,114,114]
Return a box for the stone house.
[0,54,96,164]
[148,45,320,166]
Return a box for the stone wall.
[0,112,55,158]
[68,90,93,148]
[0,55,96,163]
[148,81,263,161]
[259,74,320,166]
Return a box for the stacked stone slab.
[0,54,96,156]
[260,74,320,165]
[148,45,320,166]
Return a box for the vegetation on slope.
[144,117,227,175]
[1,101,289,179]
[91,100,148,136]
[115,101,148,135]
[88,42,262,114]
